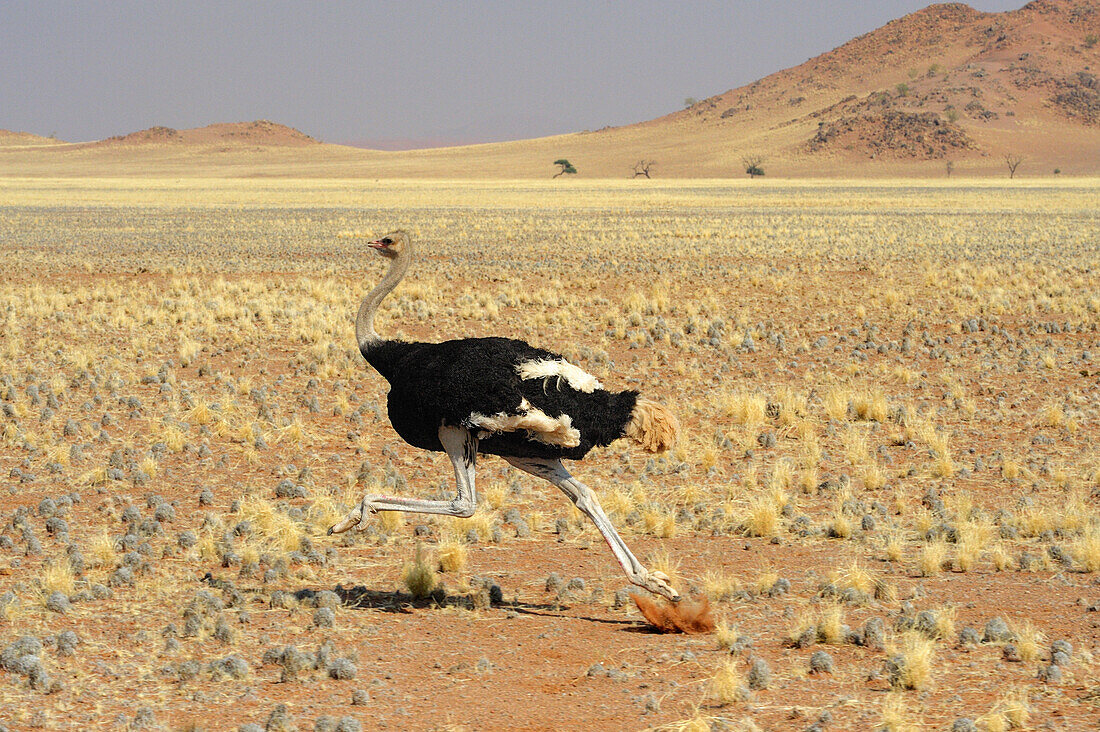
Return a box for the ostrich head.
[356,230,413,349]
[369,231,409,260]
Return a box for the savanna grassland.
[0,178,1098,731]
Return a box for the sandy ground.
[0,179,1098,731]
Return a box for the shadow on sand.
[285,584,650,629]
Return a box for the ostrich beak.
[368,240,387,250]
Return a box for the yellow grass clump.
[918,540,949,576]
[888,632,935,690]
[707,660,748,705]
[237,495,303,552]
[402,544,438,599]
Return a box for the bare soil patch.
[0,180,1098,730]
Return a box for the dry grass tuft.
[237,495,303,551]
[982,687,1030,730]
[742,494,780,538]
[1071,528,1100,571]
[42,560,75,596]
[879,693,921,732]
[887,632,935,690]
[715,619,739,650]
[702,571,742,602]
[706,659,748,705]
[1010,620,1044,663]
[918,540,949,576]
[402,544,438,599]
[90,529,119,569]
[438,536,469,574]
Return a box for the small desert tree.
[742,154,766,178]
[945,160,955,177]
[553,159,577,178]
[1004,154,1023,179]
[632,160,656,178]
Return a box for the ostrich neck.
[356,246,412,351]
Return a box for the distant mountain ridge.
[2,0,1097,177]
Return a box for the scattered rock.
[2,636,42,671]
[211,654,249,680]
[982,616,1013,643]
[281,647,313,681]
[45,591,71,614]
[1038,663,1062,683]
[747,657,771,689]
[130,706,158,730]
[314,607,335,628]
[863,618,886,650]
[809,650,834,674]
[958,627,981,646]
[1050,639,1072,663]
[586,662,607,677]
[334,718,361,732]
[264,703,297,732]
[328,658,357,680]
[55,631,79,657]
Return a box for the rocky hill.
[98,120,319,147]
[669,0,1100,164]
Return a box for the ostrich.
[328,231,682,602]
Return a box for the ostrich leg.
[505,457,680,602]
[328,426,478,534]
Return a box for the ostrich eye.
[381,237,393,245]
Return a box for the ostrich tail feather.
[624,398,680,453]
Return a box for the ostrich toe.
[328,505,365,535]
[643,570,681,602]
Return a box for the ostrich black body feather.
[362,336,639,461]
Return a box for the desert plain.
[0,176,1096,731]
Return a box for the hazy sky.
[2,1,1023,149]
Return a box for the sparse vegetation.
[632,159,656,178]
[0,178,1096,728]
[402,544,438,599]
[552,158,577,178]
[741,154,765,178]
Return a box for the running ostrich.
[328,231,682,602]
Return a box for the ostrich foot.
[327,498,378,535]
[327,490,477,536]
[637,569,681,603]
